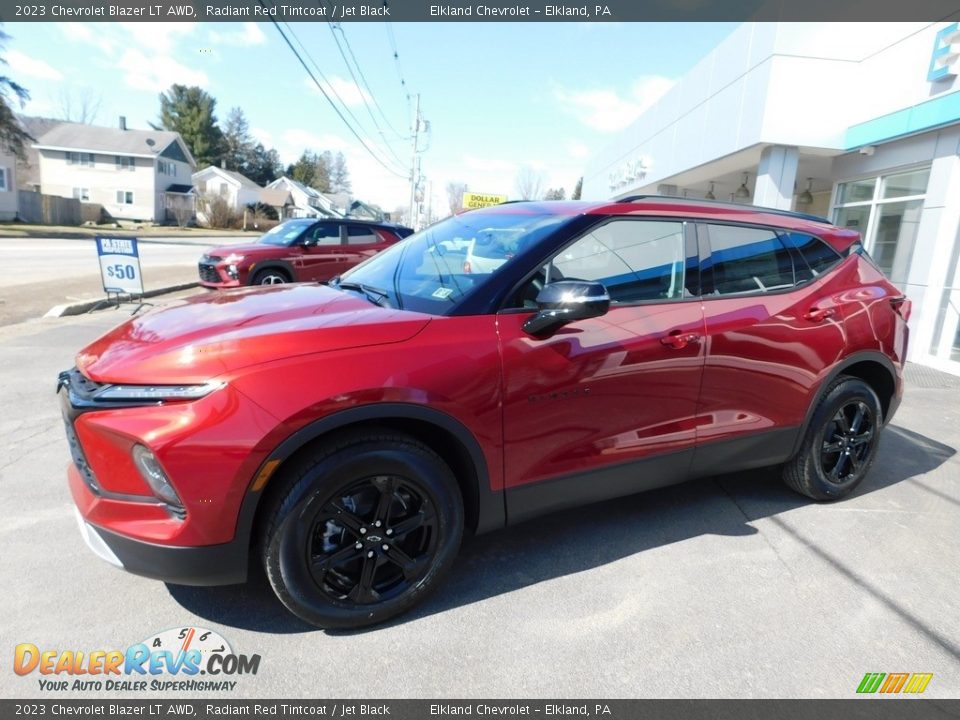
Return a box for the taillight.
[890,294,911,322]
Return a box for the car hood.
[203,243,284,260]
[76,284,432,385]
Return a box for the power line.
[281,19,408,176]
[329,21,408,144]
[323,20,409,169]
[384,20,412,122]
[259,2,408,179]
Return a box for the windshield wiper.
[335,280,391,307]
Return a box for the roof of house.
[258,188,293,206]
[194,165,261,189]
[33,122,195,165]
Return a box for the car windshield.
[258,220,314,246]
[338,211,567,315]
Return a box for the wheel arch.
[249,260,294,284]
[792,351,899,457]
[237,404,504,559]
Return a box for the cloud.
[118,22,197,54]
[251,127,273,146]
[554,76,674,132]
[6,50,63,81]
[567,141,591,159]
[209,22,266,46]
[118,49,209,92]
[60,24,93,43]
[305,76,371,108]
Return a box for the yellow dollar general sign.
[462,192,508,209]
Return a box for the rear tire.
[261,430,464,629]
[783,375,882,501]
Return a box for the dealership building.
[582,22,960,375]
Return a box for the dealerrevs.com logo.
[13,627,261,692]
[856,672,933,695]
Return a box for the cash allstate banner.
[96,236,144,295]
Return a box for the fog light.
[132,444,183,507]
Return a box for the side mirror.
[523,280,610,337]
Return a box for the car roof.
[462,198,860,252]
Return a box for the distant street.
[0,235,248,326]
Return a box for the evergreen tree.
[0,29,32,158]
[572,177,583,200]
[156,84,224,169]
[221,106,253,173]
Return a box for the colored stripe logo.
[857,672,933,694]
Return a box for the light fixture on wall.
[798,178,814,206]
[735,173,751,200]
[705,182,716,200]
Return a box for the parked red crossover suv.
[59,198,909,628]
[198,218,413,288]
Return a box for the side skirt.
[505,427,800,526]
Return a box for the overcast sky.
[5,21,737,211]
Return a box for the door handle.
[803,307,837,322]
[661,331,701,349]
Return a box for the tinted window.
[780,232,843,279]
[259,219,315,246]
[545,220,688,304]
[346,225,380,245]
[705,225,795,295]
[308,224,341,245]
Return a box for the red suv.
[59,198,908,628]
[198,218,413,288]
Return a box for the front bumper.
[198,261,241,288]
[71,475,248,586]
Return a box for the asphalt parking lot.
[2,306,958,699]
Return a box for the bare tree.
[58,87,102,124]
[514,166,545,201]
[446,181,467,215]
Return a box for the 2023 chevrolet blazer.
[59,198,909,628]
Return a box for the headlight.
[131,444,183,508]
[224,253,245,264]
[96,382,223,402]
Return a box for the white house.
[0,145,18,221]
[266,176,342,218]
[32,117,196,222]
[193,165,262,210]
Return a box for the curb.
[44,282,201,318]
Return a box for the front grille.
[62,412,101,494]
[198,262,221,283]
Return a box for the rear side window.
[703,224,795,295]
[347,225,380,245]
[780,232,843,279]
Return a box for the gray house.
[32,118,196,222]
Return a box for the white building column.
[753,145,799,210]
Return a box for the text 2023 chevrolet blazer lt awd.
[59,198,909,628]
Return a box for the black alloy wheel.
[304,475,439,605]
[819,400,875,484]
[783,375,883,500]
[261,430,463,629]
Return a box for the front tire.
[261,431,464,629]
[783,375,882,501]
[251,268,290,285]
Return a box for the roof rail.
[615,194,829,224]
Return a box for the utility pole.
[408,93,421,230]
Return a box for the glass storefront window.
[833,167,931,287]
[836,178,875,204]
[881,168,931,199]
